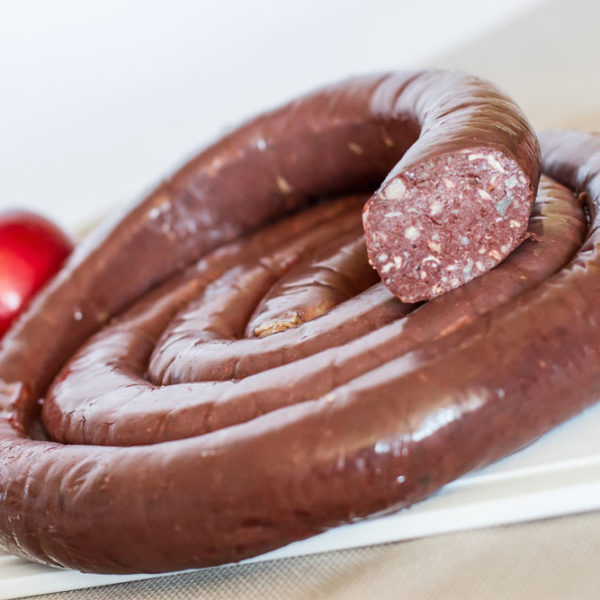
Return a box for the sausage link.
[41,175,583,448]
[0,70,538,418]
[0,74,584,576]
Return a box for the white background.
[0,0,542,232]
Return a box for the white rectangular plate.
[3,401,600,600]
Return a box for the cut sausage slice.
[364,148,534,301]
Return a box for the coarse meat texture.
[363,148,534,302]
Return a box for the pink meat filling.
[363,147,534,302]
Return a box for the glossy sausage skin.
[41,175,583,449]
[0,70,539,417]
[245,226,377,338]
[0,71,590,574]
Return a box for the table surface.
[10,0,600,597]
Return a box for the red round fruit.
[0,210,73,337]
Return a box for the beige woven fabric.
[22,510,600,600]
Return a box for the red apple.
[0,210,73,337]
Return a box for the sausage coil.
[0,72,595,574]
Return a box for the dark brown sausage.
[41,175,583,448]
[0,70,539,419]
[1,159,591,574]
[0,72,567,574]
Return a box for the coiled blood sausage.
[0,71,595,574]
